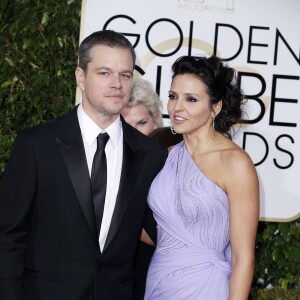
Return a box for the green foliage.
[251,286,300,300]
[0,0,81,175]
[253,220,300,291]
[0,0,299,297]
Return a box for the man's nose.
[110,75,122,89]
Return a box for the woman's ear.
[212,100,222,117]
[153,113,162,128]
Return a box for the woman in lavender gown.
[144,55,259,300]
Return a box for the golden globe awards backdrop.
[78,0,300,222]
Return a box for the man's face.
[76,44,134,127]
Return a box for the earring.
[170,121,177,135]
[212,116,215,134]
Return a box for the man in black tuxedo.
[0,30,167,300]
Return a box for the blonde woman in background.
[121,77,163,136]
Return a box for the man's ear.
[75,67,85,91]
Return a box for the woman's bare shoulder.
[220,142,258,186]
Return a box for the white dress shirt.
[77,104,123,251]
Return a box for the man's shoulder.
[123,124,167,153]
[20,107,77,139]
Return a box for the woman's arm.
[140,228,155,247]
[226,150,259,300]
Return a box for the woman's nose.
[174,99,183,111]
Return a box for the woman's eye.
[187,97,197,102]
[138,120,147,126]
[168,94,176,100]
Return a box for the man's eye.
[121,73,132,79]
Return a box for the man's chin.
[110,103,128,115]
[104,107,125,117]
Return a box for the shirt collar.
[77,104,122,148]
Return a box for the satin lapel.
[103,134,145,252]
[56,108,98,240]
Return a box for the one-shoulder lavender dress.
[144,141,232,300]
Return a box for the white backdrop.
[78,0,300,221]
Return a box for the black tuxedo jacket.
[0,107,167,300]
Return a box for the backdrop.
[77,0,300,222]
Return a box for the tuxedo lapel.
[56,107,98,240]
[103,120,145,252]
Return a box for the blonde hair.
[127,77,163,127]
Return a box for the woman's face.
[167,74,213,135]
[121,103,157,136]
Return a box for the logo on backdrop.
[178,0,235,13]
